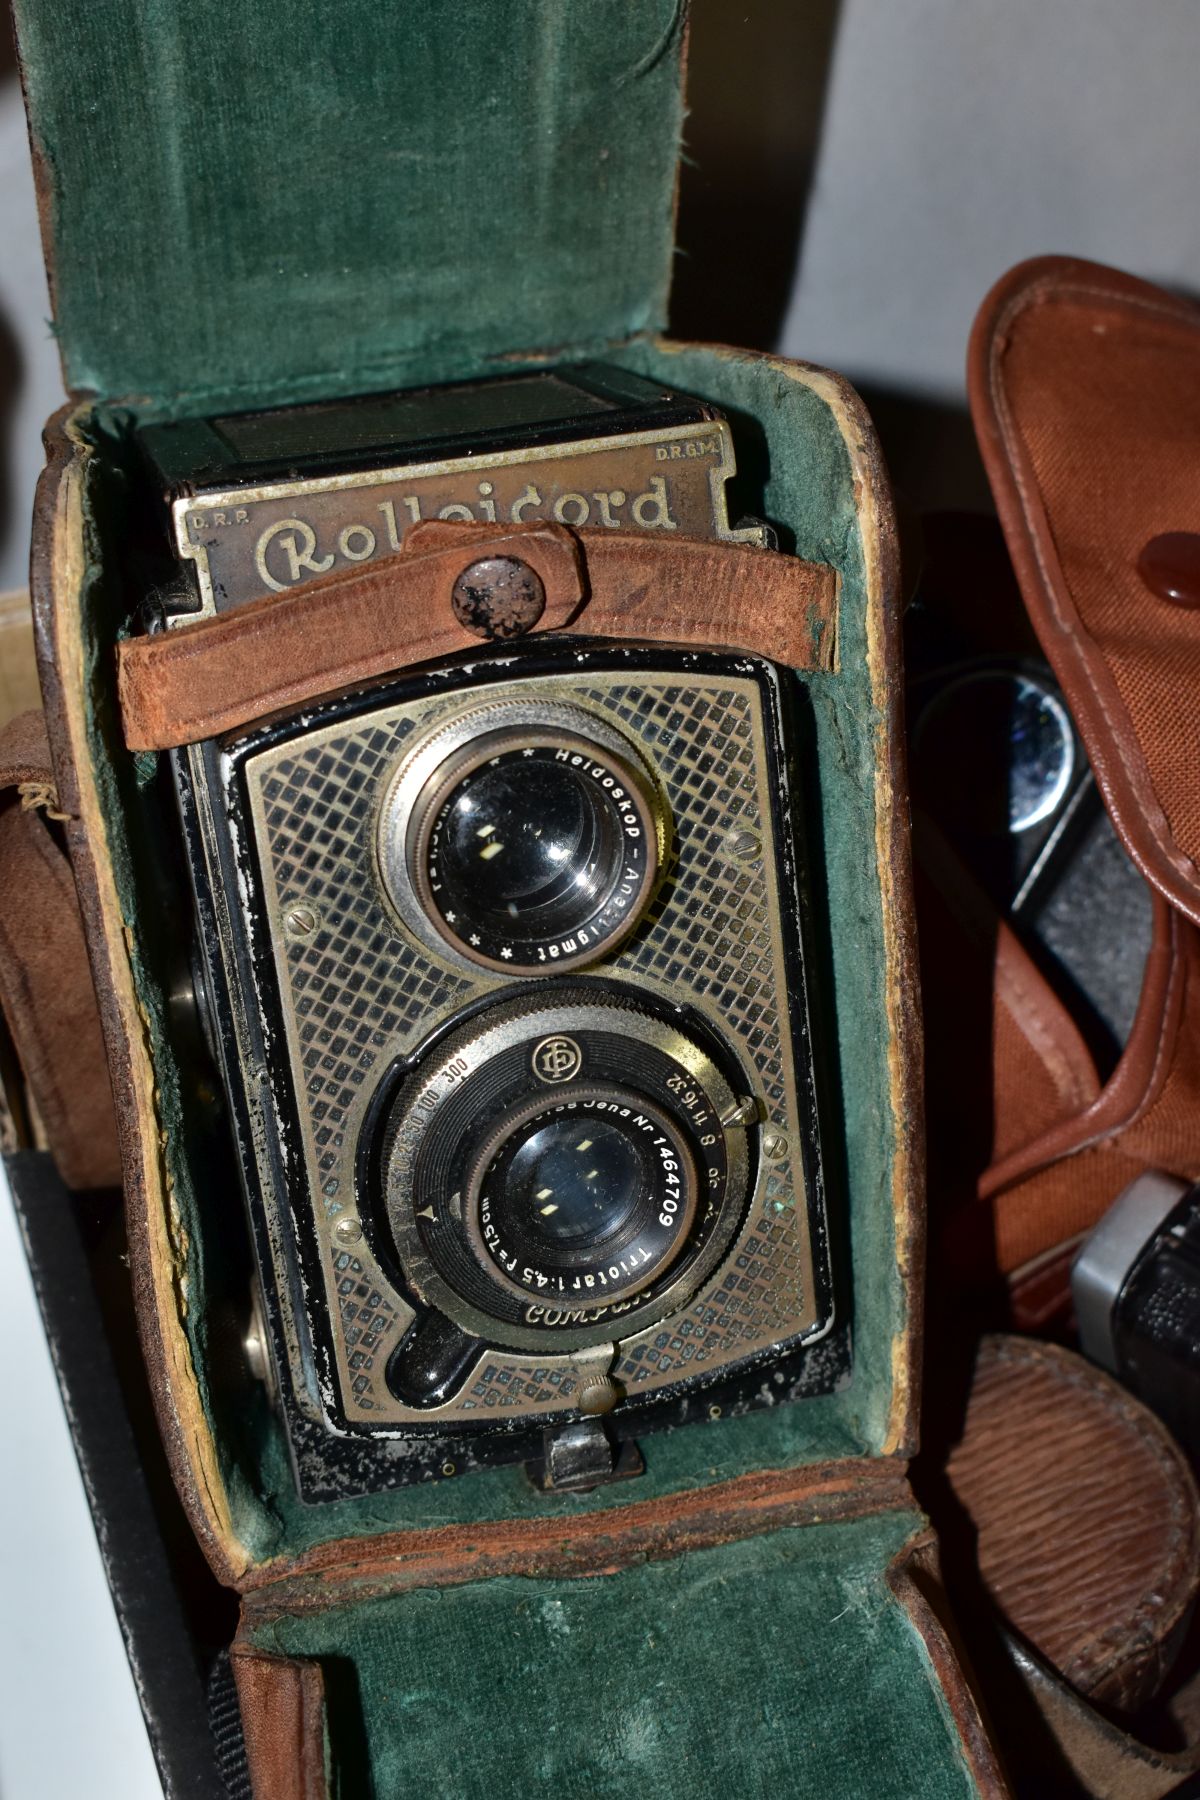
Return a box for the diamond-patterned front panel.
[331,1247,410,1410]
[459,1359,579,1412]
[243,672,815,1425]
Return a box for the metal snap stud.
[451,556,546,639]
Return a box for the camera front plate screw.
[285,903,319,939]
[762,1130,788,1162]
[726,828,761,859]
[451,555,546,640]
[333,1216,363,1247]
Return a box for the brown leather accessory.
[229,1649,330,1800]
[944,1335,1200,1715]
[116,519,839,752]
[962,258,1200,1300]
[0,707,119,1190]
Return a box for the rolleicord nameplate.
[138,364,764,623]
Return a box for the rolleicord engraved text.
[172,422,752,618]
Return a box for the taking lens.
[467,1083,698,1308]
[379,985,750,1351]
[501,1114,646,1248]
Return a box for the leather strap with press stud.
[955,258,1200,1303]
[116,520,839,752]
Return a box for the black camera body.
[148,367,840,1501]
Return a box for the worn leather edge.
[647,343,922,1460]
[238,1456,912,1610]
[886,1534,1012,1798]
[817,357,922,1462]
[780,355,922,1460]
[968,254,1200,929]
[229,1646,330,1800]
[1002,1630,1200,1800]
[644,341,921,1460]
[116,520,839,752]
[31,405,251,1585]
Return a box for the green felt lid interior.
[248,1514,981,1799]
[12,0,687,416]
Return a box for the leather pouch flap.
[969,256,1200,927]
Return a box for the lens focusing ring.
[376,702,667,976]
[379,987,751,1353]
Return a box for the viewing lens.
[503,1114,646,1247]
[402,722,662,973]
[439,757,615,931]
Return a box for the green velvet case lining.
[14,0,687,416]
[247,1515,977,1799]
[68,339,906,1563]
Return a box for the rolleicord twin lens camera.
[139,364,839,1499]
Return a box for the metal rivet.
[441,1461,457,1478]
[285,903,319,938]
[451,555,546,640]
[726,828,761,858]
[762,1130,788,1162]
[333,1216,362,1246]
[708,1404,723,1420]
[241,1285,277,1405]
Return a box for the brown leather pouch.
[962,257,1200,1309]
